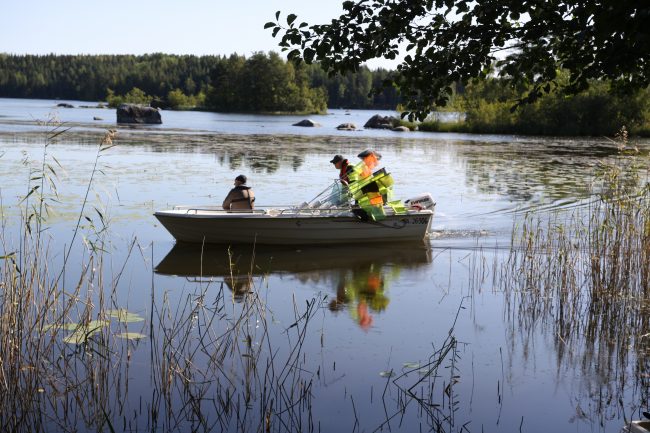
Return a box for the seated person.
[222,174,255,210]
[330,154,354,184]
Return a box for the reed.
[499,127,650,423]
[1,122,465,432]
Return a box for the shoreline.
[2,117,650,145]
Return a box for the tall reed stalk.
[500,127,650,423]
[1,123,462,432]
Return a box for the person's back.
[222,175,255,210]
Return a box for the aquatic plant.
[0,123,464,433]
[499,127,650,424]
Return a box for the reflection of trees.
[224,151,293,173]
[459,142,626,202]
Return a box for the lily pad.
[116,332,147,340]
[403,362,420,369]
[43,322,79,332]
[63,328,100,345]
[107,309,145,323]
[63,332,87,345]
[86,319,109,329]
[379,370,395,378]
[62,320,108,345]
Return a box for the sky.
[0,0,397,69]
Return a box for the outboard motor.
[405,193,436,211]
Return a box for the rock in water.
[336,123,357,131]
[391,126,410,132]
[364,114,397,129]
[293,119,321,127]
[117,104,162,124]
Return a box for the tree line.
[0,52,400,112]
[413,72,650,136]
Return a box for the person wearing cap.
[357,149,382,177]
[330,154,353,184]
[222,174,255,210]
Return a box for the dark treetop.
[267,0,650,120]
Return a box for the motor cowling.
[404,193,436,211]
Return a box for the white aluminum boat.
[154,205,434,245]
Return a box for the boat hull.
[154,209,433,245]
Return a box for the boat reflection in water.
[155,242,431,329]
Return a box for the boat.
[622,420,650,433]
[622,413,650,433]
[154,204,434,245]
[155,158,435,245]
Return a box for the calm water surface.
[1,98,649,432]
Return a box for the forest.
[0,52,399,113]
[2,52,648,135]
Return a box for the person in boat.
[356,149,382,178]
[330,154,353,184]
[222,174,255,210]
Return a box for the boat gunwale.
[154,206,434,220]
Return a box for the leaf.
[275,10,280,20]
[304,48,316,64]
[63,331,87,345]
[107,309,145,323]
[63,320,108,344]
[116,332,147,340]
[287,14,297,26]
[264,22,276,29]
[95,208,105,225]
[86,319,110,329]
[44,322,78,332]
[19,185,40,203]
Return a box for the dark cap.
[357,149,382,160]
[330,154,344,164]
[235,174,247,184]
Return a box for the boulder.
[116,104,162,124]
[391,126,410,132]
[57,103,74,108]
[150,99,170,109]
[293,119,321,127]
[336,123,357,131]
[364,114,397,129]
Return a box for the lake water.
[1,97,649,432]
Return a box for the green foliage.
[0,53,400,112]
[0,53,215,101]
[417,120,467,133]
[106,87,151,108]
[457,77,650,136]
[205,52,328,114]
[269,1,650,120]
[166,89,205,109]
